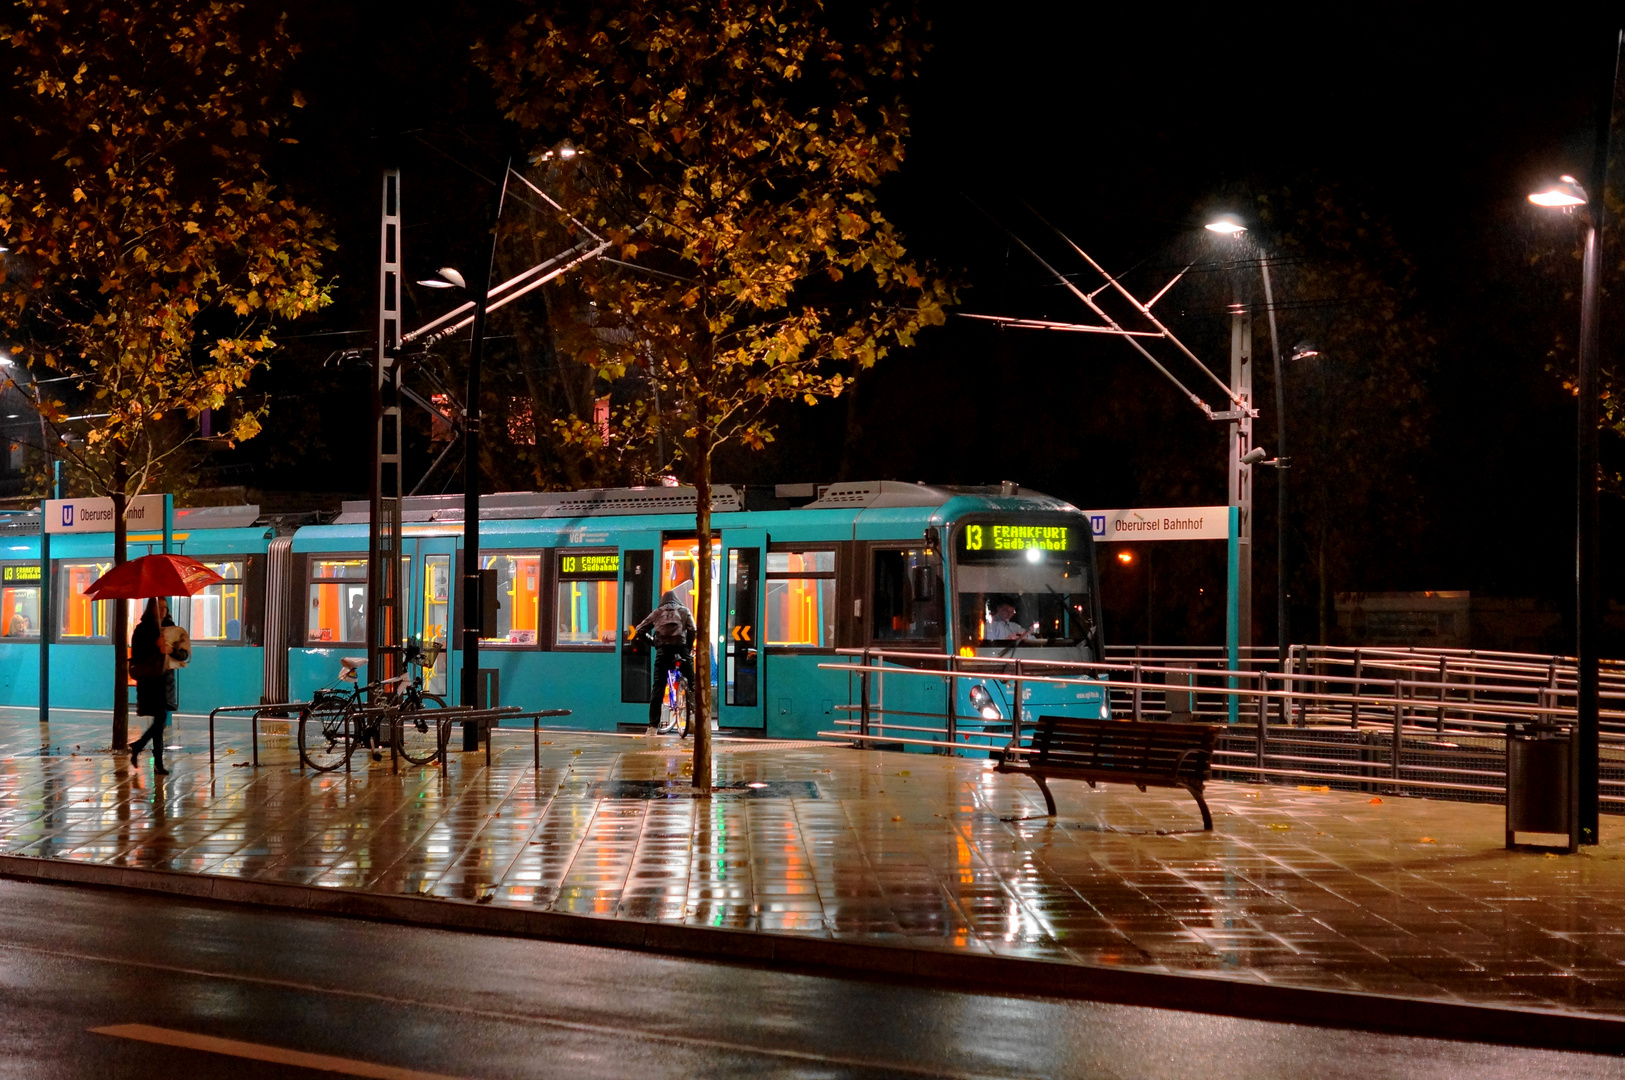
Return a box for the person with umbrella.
[128,597,177,774]
[83,553,221,775]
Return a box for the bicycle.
[297,640,447,772]
[637,630,695,737]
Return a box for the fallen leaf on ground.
[1369,797,1383,804]
[1296,785,1331,792]
[1419,837,1436,843]
[1268,823,1292,830]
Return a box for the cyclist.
[633,589,695,733]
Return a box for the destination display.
[2,565,40,583]
[559,552,620,576]
[959,522,1077,557]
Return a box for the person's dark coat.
[132,615,178,717]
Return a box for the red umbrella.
[82,554,224,601]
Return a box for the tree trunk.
[111,457,129,750]
[691,434,713,796]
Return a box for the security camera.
[1239,446,1268,466]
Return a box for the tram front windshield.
[955,523,1097,660]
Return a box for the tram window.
[306,557,367,644]
[173,559,244,643]
[765,549,836,650]
[870,547,942,644]
[478,553,542,645]
[58,561,114,639]
[555,549,619,649]
[1,564,41,639]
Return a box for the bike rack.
[207,702,311,767]
[427,707,575,773]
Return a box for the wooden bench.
[995,715,1219,829]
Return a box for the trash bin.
[1505,725,1574,851]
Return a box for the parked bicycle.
[298,639,447,771]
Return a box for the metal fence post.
[1351,650,1364,729]
[1391,680,1404,788]
[859,662,871,742]
[1012,659,1024,736]
[1436,654,1448,733]
[1132,662,1143,722]
[1256,671,1269,776]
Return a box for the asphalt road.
[0,879,1617,1080]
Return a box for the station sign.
[44,494,168,535]
[1083,506,1229,543]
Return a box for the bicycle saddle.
[338,656,367,682]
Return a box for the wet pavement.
[8,707,1625,1022]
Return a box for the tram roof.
[331,481,1075,525]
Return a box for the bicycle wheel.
[676,676,693,738]
[299,697,354,772]
[394,693,447,765]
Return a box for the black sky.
[242,5,1623,643]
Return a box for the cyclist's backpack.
[651,603,688,644]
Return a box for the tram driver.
[634,589,696,733]
[984,599,1035,644]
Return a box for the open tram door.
[718,528,766,731]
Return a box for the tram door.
[718,529,766,730]
[400,537,457,697]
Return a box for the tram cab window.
[479,553,542,645]
[555,550,619,648]
[1,564,41,639]
[173,559,244,643]
[954,522,1098,660]
[307,558,367,644]
[765,549,836,649]
[870,547,942,644]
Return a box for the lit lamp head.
[537,140,580,164]
[1529,176,1588,210]
[1205,212,1247,236]
[417,266,467,290]
[1289,341,1319,362]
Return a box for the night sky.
[235,7,1623,647]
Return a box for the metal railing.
[817,647,1625,809]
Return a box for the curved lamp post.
[1529,173,1603,845]
[1206,214,1292,670]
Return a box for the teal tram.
[0,481,1107,745]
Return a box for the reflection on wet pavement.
[9,707,1625,1018]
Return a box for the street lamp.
[417,257,494,748]
[1208,214,1291,671]
[1528,172,1603,845]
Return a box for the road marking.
[91,1024,467,1080]
[2,938,1018,1080]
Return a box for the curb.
[3,853,1622,1053]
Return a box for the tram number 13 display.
[961,524,1072,553]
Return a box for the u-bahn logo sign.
[45,494,168,535]
[1082,506,1229,543]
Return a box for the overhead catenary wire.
[967,199,1235,418]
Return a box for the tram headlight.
[968,684,1002,721]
